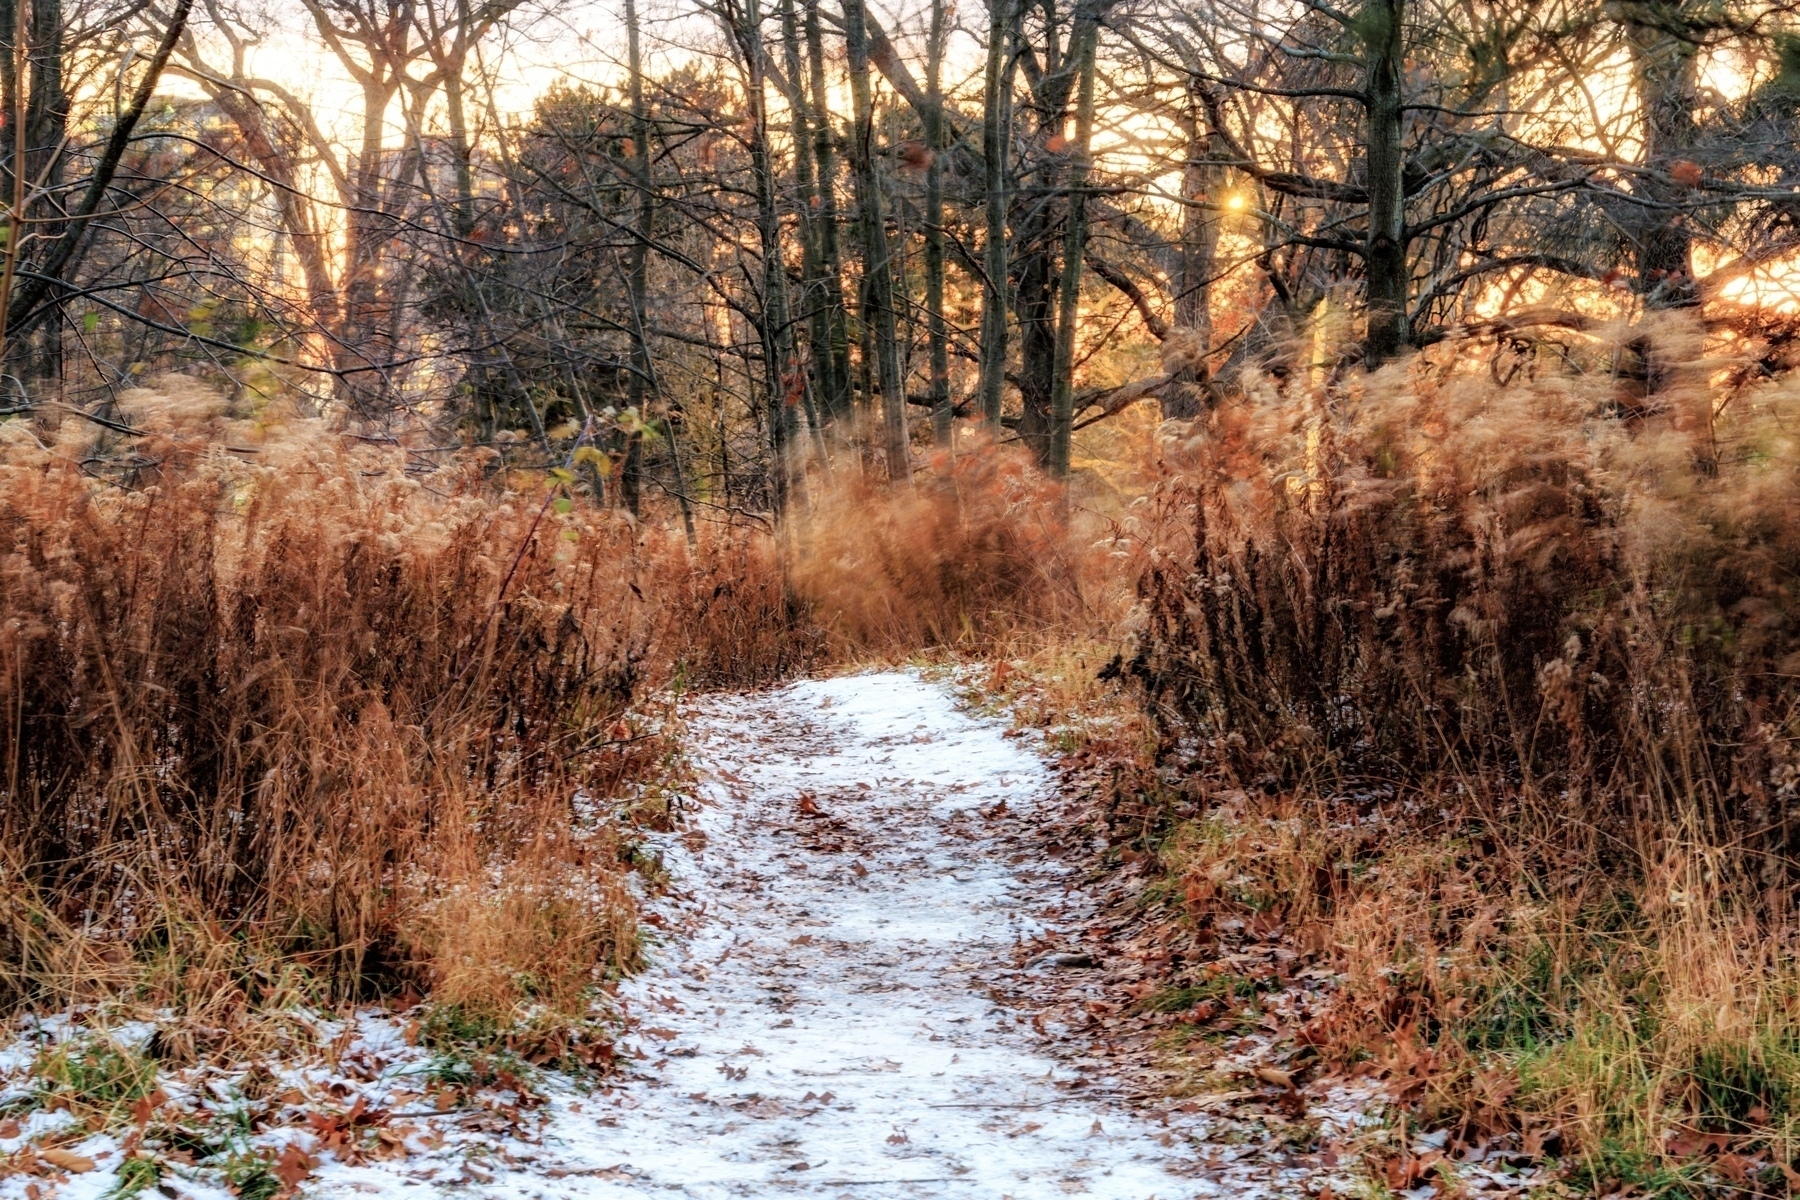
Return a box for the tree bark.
[803,0,853,423]
[1362,0,1408,368]
[1164,85,1223,418]
[844,0,911,482]
[730,0,805,510]
[925,0,950,445]
[977,0,1012,431]
[1621,6,1699,310]
[1047,15,1097,476]
[6,0,193,340]
[622,0,654,515]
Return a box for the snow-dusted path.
[574,671,1210,1198]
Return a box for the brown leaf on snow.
[1253,1066,1295,1090]
[644,1027,679,1041]
[129,1087,168,1128]
[0,1118,20,1139]
[851,861,870,878]
[38,1149,97,1173]
[274,1142,317,1187]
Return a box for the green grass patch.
[110,1156,162,1199]
[1137,974,1260,1013]
[217,1150,283,1200]
[34,1040,158,1118]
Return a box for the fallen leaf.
[39,1149,97,1173]
[851,861,869,878]
[1253,1066,1295,1090]
[0,1118,19,1139]
[274,1143,316,1187]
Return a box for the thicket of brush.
[0,386,1097,1062]
[1119,316,1800,1186]
[0,384,806,1054]
[791,444,1101,652]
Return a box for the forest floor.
[1,671,1526,1200]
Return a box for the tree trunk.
[1623,7,1699,312]
[781,0,828,438]
[844,0,911,482]
[733,0,805,510]
[925,0,950,445]
[803,0,854,423]
[1047,17,1097,476]
[1164,86,1223,419]
[1619,6,1702,401]
[1362,0,1408,368]
[443,69,476,238]
[0,0,17,213]
[977,0,1013,432]
[622,0,654,515]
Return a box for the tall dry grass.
[0,382,800,1045]
[1114,317,1800,1183]
[0,387,1113,1055]
[789,442,1107,653]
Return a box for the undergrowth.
[0,385,1100,1074]
[1090,317,1800,1191]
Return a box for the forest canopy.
[0,0,1787,499]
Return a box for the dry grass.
[0,387,1117,1064]
[1100,316,1800,1189]
[0,381,799,1049]
[789,440,1106,653]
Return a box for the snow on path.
[550,670,1219,1198]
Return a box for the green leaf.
[83,312,99,334]
[553,496,573,515]
[548,466,576,486]
[573,445,613,477]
